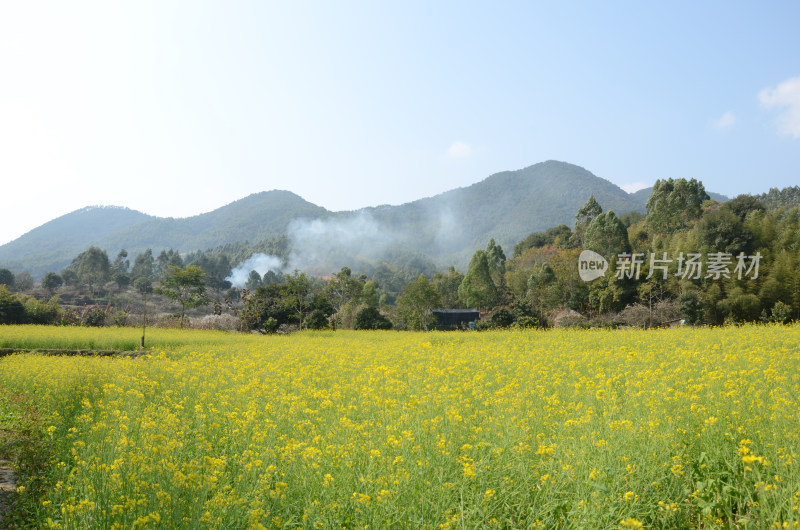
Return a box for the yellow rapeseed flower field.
[1,324,799,528]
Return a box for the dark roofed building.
[432,309,480,330]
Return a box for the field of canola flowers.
[1,324,799,529]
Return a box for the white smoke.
[432,203,460,250]
[227,205,472,282]
[286,212,397,273]
[226,253,283,288]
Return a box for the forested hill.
[0,161,725,277]
[0,206,154,277]
[0,191,328,278]
[363,160,646,261]
[91,190,330,254]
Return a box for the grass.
[0,324,239,352]
[0,324,799,528]
[0,381,50,529]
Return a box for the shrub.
[770,301,792,324]
[718,290,761,323]
[59,308,82,326]
[0,285,26,324]
[514,316,540,329]
[22,295,62,325]
[82,309,107,327]
[354,307,392,330]
[475,319,493,331]
[262,317,279,334]
[335,301,364,330]
[111,310,128,327]
[488,307,514,329]
[304,309,331,330]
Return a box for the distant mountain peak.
[76,205,143,214]
[0,161,727,277]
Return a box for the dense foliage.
[0,162,654,278]
[503,184,800,327]
[0,286,62,326]
[2,179,799,331]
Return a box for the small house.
[431,309,480,330]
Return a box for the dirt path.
[0,458,16,527]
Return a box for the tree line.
[2,178,799,330]
[505,179,800,327]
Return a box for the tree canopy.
[397,274,441,330]
[67,246,110,293]
[458,250,498,308]
[645,178,709,234]
[584,211,631,257]
[0,268,14,288]
[157,265,212,327]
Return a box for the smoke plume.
[226,253,283,288]
[286,212,398,274]
[227,201,475,282]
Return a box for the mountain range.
[0,161,728,278]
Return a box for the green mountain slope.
[365,160,645,263]
[0,191,328,278]
[0,206,154,277]
[93,190,329,252]
[1,161,730,277]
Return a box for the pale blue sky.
[1,1,799,246]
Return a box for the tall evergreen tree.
[458,250,498,308]
[645,178,709,233]
[131,249,155,280]
[584,211,632,257]
[572,195,604,247]
[575,195,603,227]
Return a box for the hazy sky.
[1,2,799,246]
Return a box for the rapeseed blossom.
[0,324,799,528]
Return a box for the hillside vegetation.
[2,175,798,332]
[0,207,153,277]
[1,161,651,277]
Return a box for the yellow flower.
[462,462,477,479]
